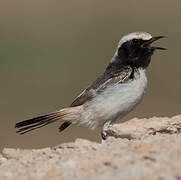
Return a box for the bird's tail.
[15,106,82,134]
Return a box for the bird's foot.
[101,121,111,140]
[101,131,107,140]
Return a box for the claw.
[101,121,112,140]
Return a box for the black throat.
[106,40,154,74]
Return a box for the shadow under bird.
[15,32,166,139]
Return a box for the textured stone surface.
[104,115,181,139]
[1,115,181,180]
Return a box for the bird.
[15,32,166,139]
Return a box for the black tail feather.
[17,121,52,135]
[15,113,57,128]
[15,112,62,134]
[15,107,78,134]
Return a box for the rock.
[0,116,181,180]
[103,115,181,139]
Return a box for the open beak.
[141,36,167,50]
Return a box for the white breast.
[79,68,147,129]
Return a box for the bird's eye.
[132,39,139,43]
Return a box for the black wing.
[70,66,133,107]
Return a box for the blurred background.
[0,0,180,151]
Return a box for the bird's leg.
[101,121,112,140]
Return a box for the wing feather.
[70,66,133,107]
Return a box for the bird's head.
[113,32,166,69]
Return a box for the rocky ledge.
[1,115,181,180]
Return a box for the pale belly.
[80,69,147,129]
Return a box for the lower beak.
[141,36,167,50]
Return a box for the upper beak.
[141,36,167,50]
